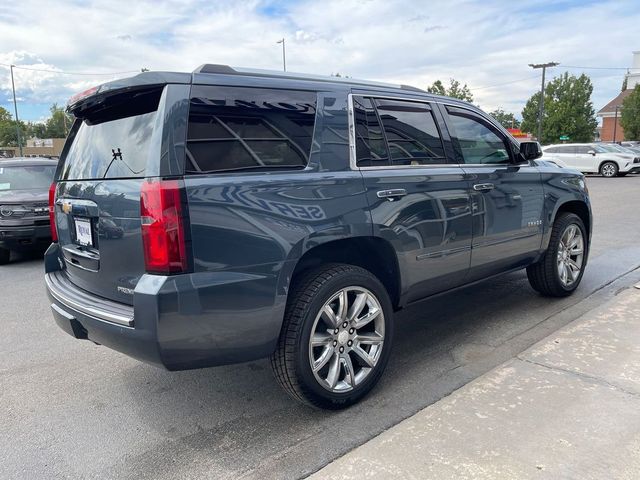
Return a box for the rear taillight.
[48,182,58,242]
[140,179,188,275]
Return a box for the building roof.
[598,89,633,115]
[0,157,58,166]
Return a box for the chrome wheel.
[557,224,584,287]
[601,163,616,177]
[308,286,385,393]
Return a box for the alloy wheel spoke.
[325,353,341,389]
[560,263,568,284]
[568,235,581,250]
[342,353,356,387]
[353,307,380,329]
[565,226,576,246]
[322,305,338,328]
[352,345,376,367]
[348,293,367,322]
[336,290,348,323]
[567,258,581,274]
[312,332,333,347]
[356,332,384,345]
[313,347,335,372]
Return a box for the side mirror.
[587,150,596,156]
[519,141,543,161]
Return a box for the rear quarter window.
[186,86,317,174]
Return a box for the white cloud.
[1,0,638,122]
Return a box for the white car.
[541,143,640,177]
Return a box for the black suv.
[45,65,591,409]
[0,158,57,264]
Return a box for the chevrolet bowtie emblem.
[61,201,72,215]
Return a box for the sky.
[1,0,638,124]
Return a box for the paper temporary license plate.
[74,218,93,246]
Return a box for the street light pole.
[9,65,23,156]
[276,38,286,72]
[528,62,559,143]
[613,105,620,142]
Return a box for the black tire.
[0,247,9,265]
[527,213,588,297]
[270,263,394,409]
[599,161,618,177]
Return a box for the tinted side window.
[575,146,591,154]
[447,108,510,165]
[556,146,576,154]
[545,147,558,153]
[375,99,447,166]
[353,96,389,167]
[187,87,317,174]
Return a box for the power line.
[0,62,139,76]
[472,74,540,91]
[562,65,632,70]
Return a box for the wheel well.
[556,201,590,239]
[291,237,401,309]
[598,159,619,171]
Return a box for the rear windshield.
[0,165,57,191]
[60,88,161,181]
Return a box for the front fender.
[539,168,592,251]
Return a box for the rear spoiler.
[66,71,191,115]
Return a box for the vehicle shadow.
[111,269,593,479]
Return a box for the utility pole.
[613,105,620,142]
[276,38,286,71]
[9,65,23,156]
[528,62,559,143]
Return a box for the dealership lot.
[2,175,640,479]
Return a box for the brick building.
[597,51,640,142]
[0,137,65,158]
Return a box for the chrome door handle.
[473,183,495,192]
[376,189,407,201]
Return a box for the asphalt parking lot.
[2,175,640,480]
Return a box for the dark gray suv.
[45,65,592,409]
[0,158,57,263]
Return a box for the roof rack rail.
[193,64,425,93]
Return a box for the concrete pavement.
[311,280,640,480]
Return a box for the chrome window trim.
[347,93,524,171]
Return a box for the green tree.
[0,106,28,147]
[427,79,446,96]
[427,78,473,102]
[489,109,520,129]
[520,72,597,144]
[620,84,640,140]
[44,104,73,138]
[27,122,47,139]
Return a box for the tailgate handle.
[56,198,99,217]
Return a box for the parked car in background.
[45,65,592,409]
[541,143,640,177]
[607,142,640,158]
[0,158,58,264]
